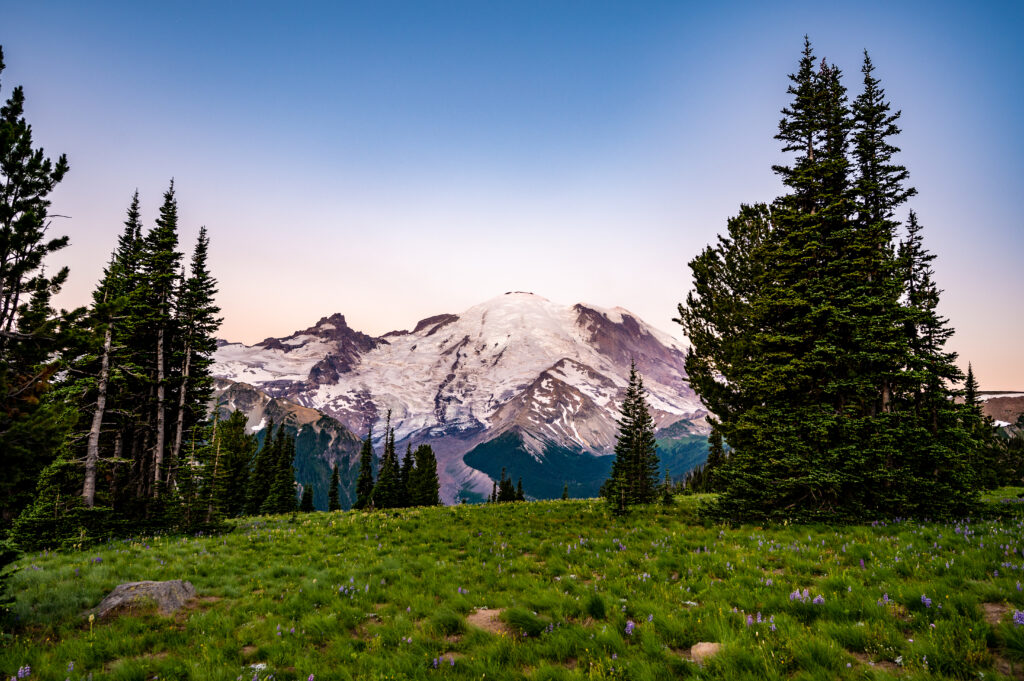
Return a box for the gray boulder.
[89,580,196,618]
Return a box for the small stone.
[690,641,722,664]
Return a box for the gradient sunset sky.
[4,1,1022,388]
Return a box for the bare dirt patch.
[851,651,899,672]
[982,602,1011,626]
[466,608,508,634]
[994,654,1024,680]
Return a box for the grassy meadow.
[4,491,1024,681]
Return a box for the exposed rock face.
[89,580,196,618]
[213,293,706,502]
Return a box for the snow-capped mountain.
[213,292,706,502]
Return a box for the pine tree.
[246,421,277,515]
[964,363,981,419]
[81,194,142,508]
[263,425,297,515]
[139,181,183,496]
[0,44,73,529]
[328,463,341,511]
[660,471,674,505]
[353,426,375,510]
[410,444,440,506]
[300,485,314,513]
[603,362,659,510]
[496,468,516,502]
[561,484,569,500]
[371,419,401,509]
[399,443,414,507]
[169,227,221,491]
[490,481,497,503]
[217,410,255,518]
[515,478,525,501]
[677,39,979,521]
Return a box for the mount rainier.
[212,292,708,504]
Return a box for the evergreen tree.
[216,410,255,518]
[169,227,221,490]
[496,468,516,502]
[964,363,981,419]
[246,421,277,515]
[139,181,183,496]
[661,471,674,505]
[677,39,979,521]
[371,418,401,509]
[353,426,375,510]
[561,484,569,500]
[515,478,525,502]
[328,463,341,511]
[300,485,314,513]
[410,444,440,506]
[0,44,74,530]
[399,443,414,507]
[490,481,497,503]
[603,362,660,510]
[263,425,297,515]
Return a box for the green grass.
[3,490,1024,680]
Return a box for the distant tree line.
[351,411,441,509]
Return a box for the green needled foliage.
[677,38,980,522]
[353,426,375,510]
[328,463,342,511]
[409,444,441,507]
[0,44,74,532]
[603,362,660,512]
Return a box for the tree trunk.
[170,340,192,490]
[153,322,166,496]
[83,321,113,507]
[206,417,221,523]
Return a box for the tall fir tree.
[169,227,221,491]
[677,39,979,520]
[371,417,401,509]
[263,424,297,515]
[139,181,183,496]
[246,420,277,515]
[300,485,314,513]
[0,44,74,530]
[603,362,660,510]
[328,463,341,511]
[399,443,414,507]
[353,426,375,510]
[410,444,440,506]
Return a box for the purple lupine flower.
[756,612,762,623]
[624,620,635,635]
[812,595,824,605]
[308,675,315,681]
[432,657,439,668]
[746,614,753,626]
[68,662,74,672]
[16,666,31,679]
[859,559,865,569]
[1013,610,1024,627]
[921,594,932,608]
[647,613,653,623]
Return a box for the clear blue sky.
[5,1,1023,387]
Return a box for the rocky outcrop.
[88,580,196,618]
